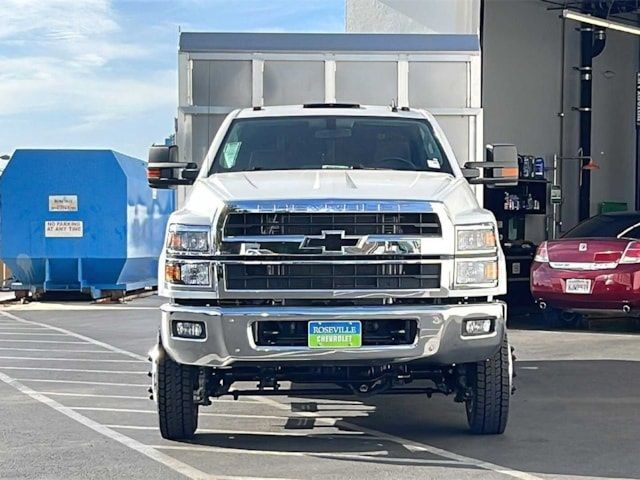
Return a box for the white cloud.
[0,0,173,127]
[0,0,118,40]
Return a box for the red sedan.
[531,212,640,327]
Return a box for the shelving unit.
[484,157,550,311]
[485,178,549,242]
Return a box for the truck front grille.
[253,319,418,347]
[223,212,441,237]
[224,263,441,290]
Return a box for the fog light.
[172,321,206,339]
[463,318,493,336]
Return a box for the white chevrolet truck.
[147,103,518,439]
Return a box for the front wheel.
[465,335,511,435]
[155,351,199,440]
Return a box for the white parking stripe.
[0,356,142,363]
[14,378,149,387]
[38,391,263,404]
[152,444,390,460]
[0,327,49,330]
[0,339,90,344]
[0,366,147,375]
[0,347,117,354]
[255,397,545,480]
[40,391,150,400]
[71,407,294,420]
[0,371,296,480]
[0,310,539,480]
[148,444,478,469]
[106,425,363,437]
[0,332,67,336]
[0,311,146,361]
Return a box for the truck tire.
[157,354,199,440]
[465,335,510,435]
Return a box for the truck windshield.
[209,116,453,175]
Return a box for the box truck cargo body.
[177,32,482,178]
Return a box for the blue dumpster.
[0,150,175,299]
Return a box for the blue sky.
[0,0,345,160]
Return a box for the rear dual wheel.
[465,335,511,435]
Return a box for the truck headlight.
[167,225,210,253]
[456,225,497,253]
[455,259,498,287]
[165,262,211,286]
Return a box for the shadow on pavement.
[191,359,640,479]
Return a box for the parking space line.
[13,378,149,387]
[0,347,118,354]
[151,444,390,459]
[0,339,91,344]
[0,310,539,480]
[153,444,479,468]
[0,332,68,336]
[0,371,225,480]
[37,390,264,404]
[40,391,150,400]
[106,425,365,437]
[0,311,147,361]
[255,397,545,480]
[0,327,50,330]
[71,407,295,420]
[0,366,147,375]
[0,356,143,363]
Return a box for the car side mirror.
[463,144,519,187]
[147,145,197,189]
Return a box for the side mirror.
[147,145,198,189]
[463,144,519,186]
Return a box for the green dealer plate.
[308,321,362,349]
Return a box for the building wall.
[483,0,581,241]
[346,0,480,34]
[483,0,638,237]
[348,0,639,238]
[591,29,639,215]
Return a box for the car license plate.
[565,278,592,294]
[308,321,362,349]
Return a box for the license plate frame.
[308,321,362,349]
[565,278,592,294]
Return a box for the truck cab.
[148,104,517,440]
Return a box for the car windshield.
[209,116,453,175]
[562,214,640,238]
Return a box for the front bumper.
[160,302,507,368]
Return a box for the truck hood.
[179,169,492,224]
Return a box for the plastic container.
[0,150,175,299]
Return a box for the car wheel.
[155,352,199,440]
[543,308,582,329]
[465,335,510,435]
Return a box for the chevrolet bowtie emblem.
[300,231,363,253]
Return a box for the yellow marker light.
[165,263,182,283]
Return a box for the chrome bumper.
[160,302,507,368]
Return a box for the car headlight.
[456,225,497,253]
[455,259,498,287]
[165,262,211,286]
[167,225,210,253]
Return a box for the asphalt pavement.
[0,296,638,480]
